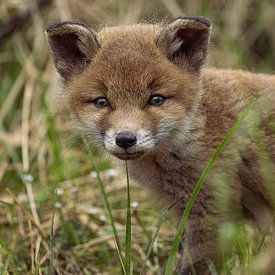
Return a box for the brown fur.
[46,17,275,274]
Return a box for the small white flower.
[99,214,107,222]
[54,202,62,209]
[55,187,64,196]
[87,207,99,214]
[21,174,33,183]
[106,168,119,178]
[90,171,97,179]
[131,201,139,208]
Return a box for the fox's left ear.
[46,22,100,80]
[156,16,212,73]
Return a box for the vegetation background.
[0,0,274,274]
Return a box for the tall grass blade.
[49,210,55,275]
[140,197,181,274]
[114,237,127,275]
[82,136,125,271]
[164,103,255,275]
[255,213,275,255]
[125,161,132,274]
[140,210,169,274]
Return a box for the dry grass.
[0,0,275,274]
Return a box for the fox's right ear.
[45,22,100,80]
[156,16,211,73]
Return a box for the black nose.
[115,131,137,149]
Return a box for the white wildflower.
[54,202,62,209]
[87,207,99,214]
[99,214,107,222]
[21,174,33,183]
[106,168,119,178]
[131,201,139,208]
[90,171,97,179]
[55,187,64,196]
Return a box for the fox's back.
[201,68,275,148]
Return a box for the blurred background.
[0,0,274,274]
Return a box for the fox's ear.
[156,16,211,73]
[46,22,100,80]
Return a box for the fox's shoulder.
[202,68,275,98]
[201,68,275,112]
[200,68,275,146]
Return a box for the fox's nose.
[116,131,137,149]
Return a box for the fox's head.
[46,17,211,160]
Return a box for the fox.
[45,16,275,274]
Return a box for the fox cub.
[46,16,275,274]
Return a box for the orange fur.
[46,17,275,274]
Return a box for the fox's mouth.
[113,152,144,160]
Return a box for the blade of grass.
[49,210,55,275]
[114,237,127,275]
[125,161,132,274]
[164,103,255,275]
[140,210,169,274]
[184,244,197,275]
[140,198,181,274]
[0,237,18,275]
[255,213,275,255]
[82,136,125,272]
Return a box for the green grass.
[164,103,255,275]
[0,0,275,274]
[83,136,125,272]
[125,161,132,274]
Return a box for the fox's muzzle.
[115,131,137,149]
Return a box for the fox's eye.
[148,94,167,106]
[92,97,109,108]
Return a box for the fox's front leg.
[180,216,220,275]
